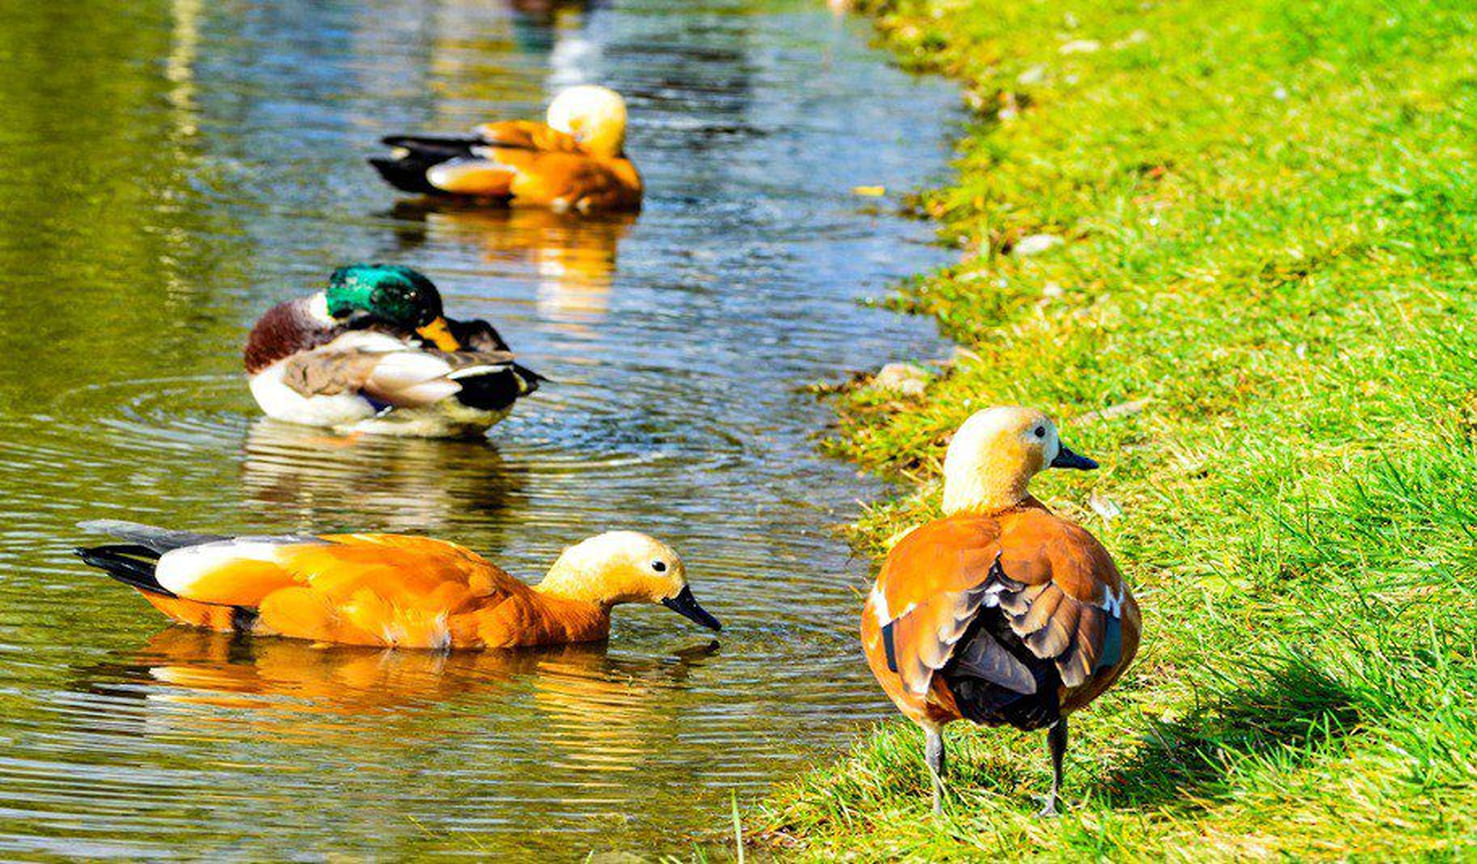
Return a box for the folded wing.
[472,120,585,153]
[994,509,1137,692]
[865,515,1003,699]
[277,331,517,408]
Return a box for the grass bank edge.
[749,0,1477,858]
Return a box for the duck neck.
[584,124,626,160]
[534,561,614,610]
[941,452,1034,516]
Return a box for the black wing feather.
[940,559,1064,731]
[75,544,174,596]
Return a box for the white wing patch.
[869,584,891,625]
[155,540,292,599]
[446,363,511,380]
[427,157,516,193]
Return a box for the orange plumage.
[861,407,1141,815]
[77,523,721,650]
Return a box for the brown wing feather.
[862,515,1003,719]
[994,507,1139,703]
[278,333,514,407]
[1018,584,1063,635]
[876,516,1002,617]
[473,120,586,153]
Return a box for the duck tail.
[75,544,173,596]
[513,362,546,395]
[449,362,544,413]
[371,135,485,195]
[75,524,261,632]
[368,156,441,195]
[78,520,228,555]
[74,519,231,595]
[380,134,483,155]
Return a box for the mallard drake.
[369,85,642,213]
[861,406,1141,815]
[76,521,721,649]
[244,263,541,438]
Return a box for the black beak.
[1050,443,1099,471]
[661,585,722,632]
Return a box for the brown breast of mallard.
[243,298,341,375]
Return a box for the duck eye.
[651,560,667,573]
[1034,426,1046,438]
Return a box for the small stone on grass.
[868,362,931,398]
[1012,234,1065,256]
[1059,39,1101,54]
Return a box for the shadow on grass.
[1102,654,1363,808]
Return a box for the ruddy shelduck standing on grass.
[76,522,720,649]
[861,406,1140,816]
[369,85,642,213]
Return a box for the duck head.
[545,85,629,160]
[536,531,721,632]
[325,263,461,351]
[941,406,1098,516]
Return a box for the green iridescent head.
[326,264,444,328]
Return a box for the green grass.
[752,0,1477,858]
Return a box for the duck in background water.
[76,521,721,649]
[861,406,1141,816]
[244,263,541,438]
[369,85,642,213]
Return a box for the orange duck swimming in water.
[77,521,720,649]
[369,85,642,213]
[861,406,1141,815]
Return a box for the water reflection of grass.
[752,0,1477,857]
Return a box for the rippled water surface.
[0,0,954,856]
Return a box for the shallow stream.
[0,0,955,855]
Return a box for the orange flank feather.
[140,593,241,631]
[77,521,720,651]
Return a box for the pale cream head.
[537,531,720,630]
[941,406,1097,516]
[546,85,629,159]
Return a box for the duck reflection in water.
[240,418,527,532]
[390,201,635,336]
[83,629,718,764]
[506,0,607,54]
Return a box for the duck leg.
[1039,718,1067,817]
[925,727,947,815]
